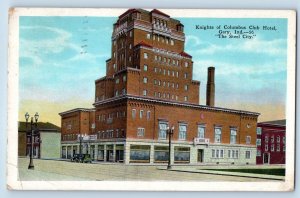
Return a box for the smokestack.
[206,67,215,107]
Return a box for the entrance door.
[263,153,269,164]
[116,150,124,162]
[197,149,204,163]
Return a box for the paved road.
[18,158,281,182]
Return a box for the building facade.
[60,9,260,165]
[256,120,286,164]
[18,122,61,159]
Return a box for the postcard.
[7,8,296,191]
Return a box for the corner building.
[60,9,260,165]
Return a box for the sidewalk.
[157,167,285,181]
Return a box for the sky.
[19,16,287,126]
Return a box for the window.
[171,40,174,45]
[256,127,262,135]
[184,73,188,79]
[115,90,119,96]
[137,128,145,137]
[257,150,261,156]
[214,127,222,143]
[143,90,147,96]
[158,122,168,139]
[144,52,148,59]
[265,135,269,143]
[228,150,239,159]
[122,88,126,95]
[271,135,274,143]
[113,64,116,70]
[185,62,188,67]
[146,33,151,39]
[276,144,280,152]
[123,75,127,82]
[175,95,178,100]
[277,136,280,143]
[176,72,179,77]
[155,55,158,61]
[256,138,261,146]
[184,85,188,91]
[197,125,205,139]
[147,111,151,120]
[168,70,170,76]
[178,124,187,140]
[115,78,119,84]
[163,81,166,86]
[245,151,251,159]
[283,137,286,144]
[230,128,237,144]
[132,109,136,119]
[212,149,224,158]
[143,77,148,83]
[139,110,143,119]
[265,144,268,151]
[144,65,148,71]
[129,44,132,49]
[158,92,161,97]
[246,136,251,144]
[154,67,157,73]
[163,57,166,62]
[163,69,166,75]
[271,144,274,152]
[154,79,157,85]
[158,80,161,86]
[130,31,132,37]
[283,145,286,151]
[176,83,179,89]
[184,96,188,101]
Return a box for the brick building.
[256,120,286,164]
[60,9,260,165]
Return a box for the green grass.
[204,168,285,176]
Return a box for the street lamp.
[167,125,175,170]
[24,112,39,170]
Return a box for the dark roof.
[179,51,192,58]
[150,9,170,18]
[18,121,61,132]
[259,119,286,126]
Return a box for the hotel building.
[60,9,259,165]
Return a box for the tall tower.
[206,66,215,107]
[95,9,200,104]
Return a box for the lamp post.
[78,134,83,156]
[25,112,39,170]
[167,126,174,170]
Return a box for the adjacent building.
[18,122,61,159]
[256,120,286,164]
[60,9,260,165]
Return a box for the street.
[18,158,283,182]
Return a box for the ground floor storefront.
[61,140,256,165]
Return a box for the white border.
[7,8,296,191]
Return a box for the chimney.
[206,67,215,107]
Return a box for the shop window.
[130,145,150,163]
[174,147,190,163]
[154,146,169,162]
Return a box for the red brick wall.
[256,124,286,164]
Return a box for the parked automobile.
[71,154,92,163]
